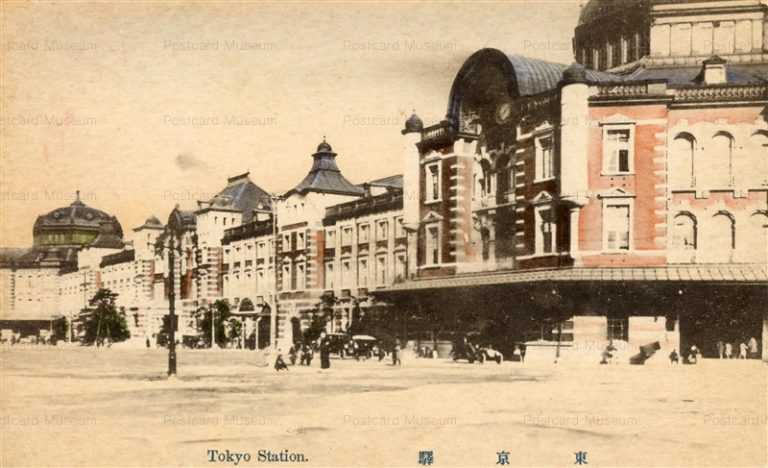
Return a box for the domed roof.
[578,0,647,26]
[402,112,423,134]
[316,139,334,154]
[33,191,124,246]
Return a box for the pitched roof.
[198,172,272,223]
[365,174,403,190]
[286,141,364,197]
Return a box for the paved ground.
[0,347,765,467]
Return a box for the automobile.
[350,335,378,359]
[477,345,504,364]
[450,337,481,363]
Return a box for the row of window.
[326,217,405,248]
[671,130,768,188]
[670,210,767,252]
[576,31,644,71]
[323,253,407,290]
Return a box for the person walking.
[716,340,724,359]
[392,340,401,366]
[319,332,331,369]
[725,342,733,359]
[748,337,758,359]
[739,342,748,359]
[519,343,527,363]
[288,344,298,366]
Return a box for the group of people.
[668,336,760,364]
[275,336,405,371]
[715,337,760,360]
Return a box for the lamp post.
[269,193,284,349]
[154,227,198,377]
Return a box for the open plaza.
[1,347,765,467]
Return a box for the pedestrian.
[716,340,724,359]
[725,342,733,359]
[304,343,314,366]
[739,342,748,359]
[319,332,331,369]
[686,344,699,364]
[274,349,289,371]
[378,345,386,362]
[748,336,758,358]
[288,344,298,366]
[392,340,401,366]
[669,349,679,364]
[519,343,527,363]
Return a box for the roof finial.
[76,190,80,202]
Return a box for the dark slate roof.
[199,173,272,223]
[0,246,78,270]
[134,215,164,231]
[222,219,274,245]
[33,193,123,239]
[365,174,403,190]
[167,208,197,232]
[578,0,647,26]
[627,64,768,86]
[100,249,135,268]
[286,140,365,197]
[507,55,622,96]
[324,190,403,225]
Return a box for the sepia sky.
[0,1,580,247]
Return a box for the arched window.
[671,133,696,188]
[707,132,734,187]
[707,211,735,261]
[671,212,697,250]
[747,211,768,263]
[750,131,768,186]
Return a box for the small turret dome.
[402,112,424,134]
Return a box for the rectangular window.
[324,262,335,290]
[326,229,336,249]
[282,234,291,252]
[425,163,441,202]
[296,263,305,290]
[604,204,631,251]
[535,136,554,181]
[341,259,352,287]
[607,317,629,341]
[395,217,405,238]
[357,258,368,287]
[341,227,353,246]
[394,253,406,282]
[377,220,388,241]
[426,225,440,265]
[603,127,633,174]
[297,232,305,250]
[535,207,556,255]
[358,224,370,243]
[376,256,387,285]
[282,263,291,291]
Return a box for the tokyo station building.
[378,0,768,361]
[2,0,766,362]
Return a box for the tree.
[195,299,232,347]
[82,289,130,346]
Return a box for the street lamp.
[153,227,198,377]
[269,193,284,349]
